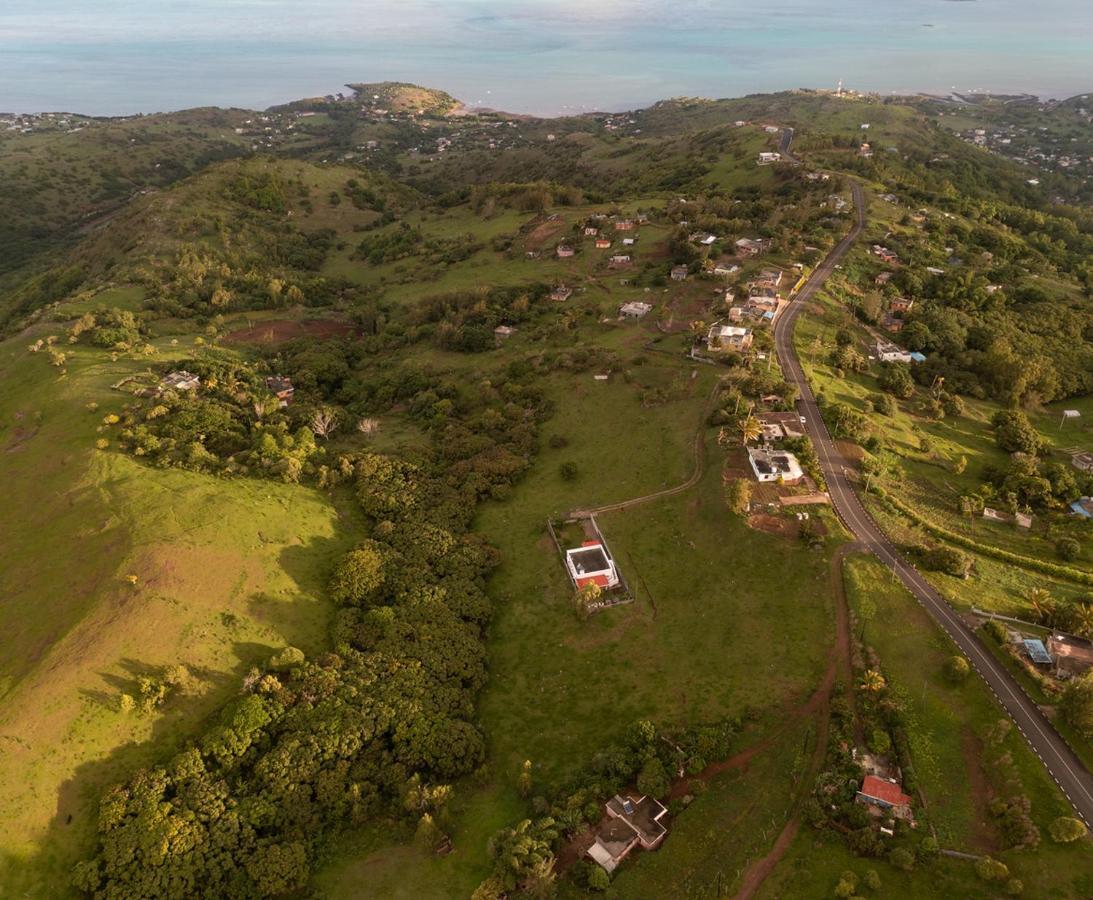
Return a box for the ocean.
[1,0,1091,116]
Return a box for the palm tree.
[1028,588,1056,626]
[1072,604,1093,640]
[860,669,887,693]
[740,415,762,446]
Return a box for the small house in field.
[670,265,689,281]
[596,238,613,249]
[875,271,892,286]
[584,226,599,236]
[494,324,517,343]
[587,793,669,874]
[160,371,201,392]
[557,245,575,258]
[747,446,803,484]
[619,301,653,319]
[614,219,635,231]
[565,542,620,590]
[550,285,573,302]
[757,151,781,164]
[889,297,914,313]
[856,775,912,821]
[1070,497,1093,518]
[880,313,904,334]
[265,376,295,406]
[713,260,740,277]
[611,254,632,267]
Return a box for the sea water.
[1,0,1090,115]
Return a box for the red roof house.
[857,775,913,820]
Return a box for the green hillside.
[0,83,1091,899]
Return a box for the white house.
[747,446,804,483]
[566,543,620,590]
[619,301,653,319]
[874,340,914,363]
[757,151,781,164]
[160,371,201,392]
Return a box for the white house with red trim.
[566,542,620,590]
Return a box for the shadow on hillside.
[278,533,352,596]
[19,639,283,896]
[245,534,352,644]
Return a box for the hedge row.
[877,492,1093,587]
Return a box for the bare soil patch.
[747,513,798,538]
[960,731,1001,854]
[224,319,356,345]
[524,219,566,250]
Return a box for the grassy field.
[753,553,1093,899]
[0,331,358,894]
[317,351,838,896]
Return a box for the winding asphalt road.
[773,176,1093,825]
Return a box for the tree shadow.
[9,641,281,896]
[277,532,352,597]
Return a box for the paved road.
[773,178,1093,825]
[778,127,796,162]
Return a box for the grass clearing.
[0,335,358,894]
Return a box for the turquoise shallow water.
[1,0,1091,115]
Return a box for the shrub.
[560,461,579,481]
[588,866,611,891]
[636,757,670,799]
[1049,816,1088,843]
[888,847,914,871]
[944,655,970,683]
[984,620,1008,643]
[1056,536,1081,562]
[863,868,881,891]
[872,393,894,415]
[867,729,891,755]
[922,546,971,578]
[975,857,1010,882]
[269,646,305,671]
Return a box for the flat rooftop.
[567,545,611,575]
[606,794,668,846]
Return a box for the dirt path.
[731,542,862,900]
